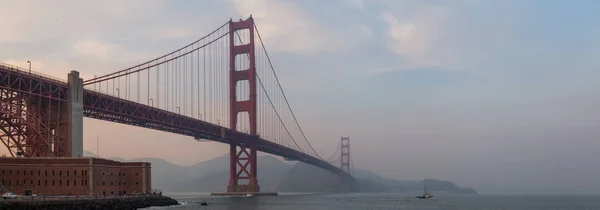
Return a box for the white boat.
[415,184,433,199]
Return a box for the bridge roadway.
[0,64,350,178]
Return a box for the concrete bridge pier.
[67,70,83,157]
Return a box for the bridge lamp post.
[115,88,120,98]
[149,98,153,107]
[198,113,202,120]
[216,119,220,125]
[176,107,180,114]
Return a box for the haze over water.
[142,193,600,210]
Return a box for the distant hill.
[352,168,477,194]
[277,162,339,192]
[191,155,291,192]
[84,151,477,194]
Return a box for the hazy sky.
[2,0,600,194]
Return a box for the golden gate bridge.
[0,16,353,193]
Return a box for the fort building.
[0,157,151,196]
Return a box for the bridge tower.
[340,136,351,192]
[227,16,260,193]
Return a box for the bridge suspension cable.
[82,21,230,86]
[253,24,326,160]
[234,31,305,155]
[326,142,342,163]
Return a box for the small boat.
[415,184,433,199]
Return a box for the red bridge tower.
[228,16,260,193]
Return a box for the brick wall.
[0,157,151,196]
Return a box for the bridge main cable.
[253,23,324,160]
[83,22,229,85]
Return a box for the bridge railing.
[0,62,67,85]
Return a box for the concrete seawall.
[0,195,178,210]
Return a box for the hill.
[84,151,477,194]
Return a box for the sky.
[1,0,600,194]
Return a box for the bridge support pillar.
[227,16,260,193]
[67,70,83,157]
[340,136,351,192]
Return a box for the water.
[142,192,600,210]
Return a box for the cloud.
[382,7,451,69]
[161,29,191,40]
[233,0,369,53]
[0,0,181,79]
[374,1,527,77]
[0,0,165,43]
[73,41,114,60]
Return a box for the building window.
[73,170,76,176]
[52,170,55,176]
[81,179,84,185]
[16,170,18,175]
[23,170,25,176]
[102,182,105,185]
[30,170,33,176]
[136,182,139,185]
[67,180,69,186]
[59,180,62,186]
[102,172,105,175]
[45,170,48,176]
[2,170,4,175]
[110,173,113,176]
[45,180,48,186]
[135,173,139,176]
[16,180,18,186]
[67,171,69,176]
[59,171,62,176]
[52,180,55,186]
[85,179,88,185]
[9,170,11,175]
[110,182,113,185]
[30,180,32,185]
[38,180,40,186]
[123,182,126,186]
[38,171,40,176]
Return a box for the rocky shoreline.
[0,195,179,210]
